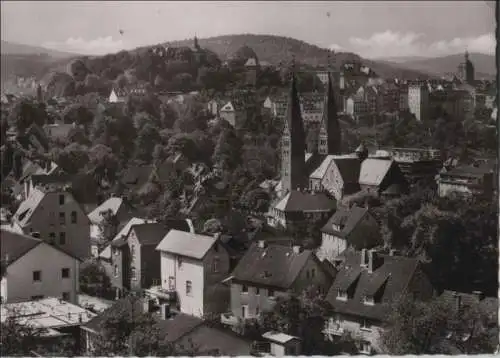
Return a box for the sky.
[1,1,496,59]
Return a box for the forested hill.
[164,34,433,79]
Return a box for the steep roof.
[87,197,126,224]
[320,72,341,154]
[121,165,154,190]
[131,223,170,246]
[230,242,319,289]
[1,229,80,267]
[156,230,217,259]
[334,157,362,184]
[274,190,336,213]
[321,206,370,238]
[325,250,422,321]
[13,187,46,227]
[309,155,335,180]
[359,158,394,186]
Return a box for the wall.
[202,242,231,314]
[321,160,346,201]
[3,243,79,304]
[230,282,289,319]
[128,231,141,291]
[160,252,205,317]
[293,255,333,295]
[23,191,90,259]
[318,233,347,262]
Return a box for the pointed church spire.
[318,64,341,155]
[281,56,306,194]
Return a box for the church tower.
[464,50,475,84]
[318,69,341,155]
[281,60,306,194]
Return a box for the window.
[241,285,248,293]
[61,268,70,278]
[361,319,371,331]
[59,212,65,225]
[311,268,316,278]
[114,265,118,277]
[32,270,42,282]
[186,280,192,296]
[364,295,375,306]
[268,289,275,298]
[59,194,65,205]
[71,211,77,224]
[31,295,44,300]
[62,292,70,301]
[360,341,371,354]
[49,232,56,244]
[241,305,248,318]
[213,257,220,273]
[131,267,137,281]
[59,232,66,245]
[256,287,260,295]
[168,276,175,290]
[337,289,348,301]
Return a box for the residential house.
[121,165,155,194]
[1,298,96,355]
[219,101,246,129]
[437,164,494,199]
[358,158,408,195]
[81,296,252,356]
[1,229,81,304]
[88,197,139,257]
[266,189,336,230]
[323,249,435,354]
[319,156,362,201]
[408,83,429,121]
[245,58,259,86]
[155,230,230,317]
[18,159,62,200]
[221,241,335,328]
[12,186,91,260]
[318,206,380,261]
[384,147,442,185]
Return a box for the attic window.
[17,209,29,222]
[337,289,348,301]
[363,295,375,306]
[261,270,271,279]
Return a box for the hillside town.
[1,23,499,357]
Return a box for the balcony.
[220,312,240,326]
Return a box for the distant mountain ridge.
[378,52,496,79]
[1,40,79,58]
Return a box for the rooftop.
[156,230,217,259]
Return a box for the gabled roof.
[13,187,46,227]
[1,229,81,267]
[321,205,370,238]
[230,242,325,290]
[99,217,153,257]
[326,250,421,321]
[310,155,336,180]
[155,230,217,259]
[131,223,170,246]
[334,157,362,184]
[244,58,258,67]
[273,190,336,213]
[87,197,127,224]
[121,165,154,190]
[220,102,235,112]
[359,158,394,186]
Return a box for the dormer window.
[364,295,375,306]
[337,289,348,301]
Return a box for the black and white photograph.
[0,0,498,356]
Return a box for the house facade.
[323,249,434,354]
[437,165,494,199]
[1,229,80,304]
[156,230,231,317]
[318,206,380,262]
[13,187,91,260]
[222,241,335,328]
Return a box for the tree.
[381,294,498,354]
[51,143,90,175]
[8,98,48,132]
[135,123,162,162]
[98,209,120,243]
[79,259,114,299]
[62,103,95,128]
[68,58,90,82]
[86,144,119,184]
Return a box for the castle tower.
[318,56,341,155]
[281,59,306,194]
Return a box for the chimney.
[160,303,171,320]
[472,290,484,302]
[143,298,154,314]
[292,245,303,254]
[367,249,382,273]
[31,232,41,239]
[360,248,368,267]
[258,240,267,249]
[453,292,462,311]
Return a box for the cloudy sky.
[1,1,496,58]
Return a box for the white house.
[1,229,81,304]
[155,230,230,318]
[108,88,126,103]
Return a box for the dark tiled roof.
[0,229,42,266]
[325,250,422,321]
[321,206,369,238]
[230,242,316,290]
[444,165,493,177]
[274,190,336,213]
[122,165,154,189]
[440,290,498,316]
[334,158,361,184]
[131,223,170,246]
